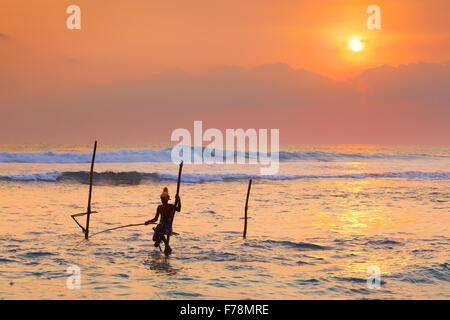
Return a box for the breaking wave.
[0,147,448,163]
[1,170,449,184]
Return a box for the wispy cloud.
[0,33,10,40]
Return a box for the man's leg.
[153,228,163,247]
[163,235,172,254]
[154,224,170,248]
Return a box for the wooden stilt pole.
[169,161,183,228]
[84,141,97,239]
[243,179,252,239]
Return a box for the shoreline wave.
[1,170,449,184]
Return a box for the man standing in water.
[145,187,181,254]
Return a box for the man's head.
[160,187,170,204]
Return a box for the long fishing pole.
[90,222,155,237]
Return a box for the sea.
[0,144,449,299]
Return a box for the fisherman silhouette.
[145,187,181,254]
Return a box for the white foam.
[0,147,447,164]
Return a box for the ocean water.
[0,144,449,299]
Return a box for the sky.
[0,0,449,144]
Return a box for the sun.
[348,37,364,52]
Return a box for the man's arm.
[145,207,160,225]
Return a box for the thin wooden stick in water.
[243,179,252,239]
[85,140,97,240]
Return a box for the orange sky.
[2,1,449,82]
[0,0,449,144]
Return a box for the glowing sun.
[348,37,364,52]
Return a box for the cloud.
[353,62,450,103]
[1,62,449,144]
[0,33,10,40]
[85,63,356,111]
